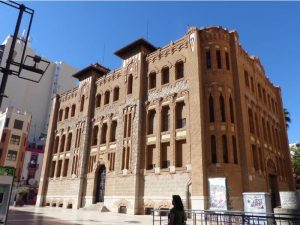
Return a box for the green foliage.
[291,145,300,189]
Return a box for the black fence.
[152,209,300,225]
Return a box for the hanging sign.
[0,167,15,225]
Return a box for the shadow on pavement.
[7,209,81,225]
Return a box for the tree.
[284,108,291,129]
[290,144,300,189]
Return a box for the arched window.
[113,87,119,101]
[110,120,117,142]
[222,135,228,163]
[65,107,69,120]
[211,135,217,163]
[216,50,222,69]
[60,135,66,153]
[80,95,85,112]
[104,91,110,105]
[248,108,255,134]
[127,74,133,94]
[92,126,98,146]
[147,110,156,134]
[219,94,226,122]
[101,123,107,144]
[206,50,211,69]
[232,136,238,164]
[176,101,186,129]
[53,136,59,154]
[149,72,156,89]
[161,67,169,85]
[175,61,184,79]
[209,94,215,122]
[71,104,76,117]
[66,133,72,151]
[229,96,234,123]
[58,109,63,121]
[161,105,170,132]
[96,94,101,108]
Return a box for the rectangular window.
[161,142,170,169]
[7,150,18,161]
[206,51,211,69]
[14,120,23,130]
[216,50,222,69]
[225,52,230,70]
[0,149,3,159]
[10,135,21,145]
[146,145,155,170]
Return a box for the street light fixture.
[0,1,50,107]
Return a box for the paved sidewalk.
[7,205,159,225]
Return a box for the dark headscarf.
[172,195,184,210]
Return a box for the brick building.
[0,107,31,180]
[37,26,294,214]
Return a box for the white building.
[0,35,78,143]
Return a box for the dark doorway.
[96,165,106,202]
[268,175,279,209]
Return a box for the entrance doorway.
[268,175,279,209]
[95,165,106,203]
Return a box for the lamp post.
[0,1,50,108]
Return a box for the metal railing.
[152,209,300,225]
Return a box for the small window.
[113,87,119,101]
[206,51,211,69]
[10,135,21,145]
[127,74,133,94]
[216,50,222,69]
[14,120,23,130]
[0,149,3,159]
[7,150,18,161]
[71,104,76,117]
[161,67,169,85]
[148,72,156,89]
[211,135,217,163]
[96,94,101,108]
[225,52,230,70]
[104,91,110,105]
[65,107,69,119]
[80,95,85,112]
[175,61,184,79]
[58,109,63,121]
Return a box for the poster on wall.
[208,177,228,210]
[0,167,15,225]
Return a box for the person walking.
[168,195,187,225]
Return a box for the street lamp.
[0,1,50,107]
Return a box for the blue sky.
[0,2,299,143]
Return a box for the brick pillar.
[36,95,60,207]
[169,94,176,167]
[155,99,161,169]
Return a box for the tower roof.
[72,63,110,81]
[114,38,157,59]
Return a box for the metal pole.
[0,4,25,108]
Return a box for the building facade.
[0,107,31,180]
[37,27,294,214]
[0,35,78,143]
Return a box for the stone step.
[81,202,104,211]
